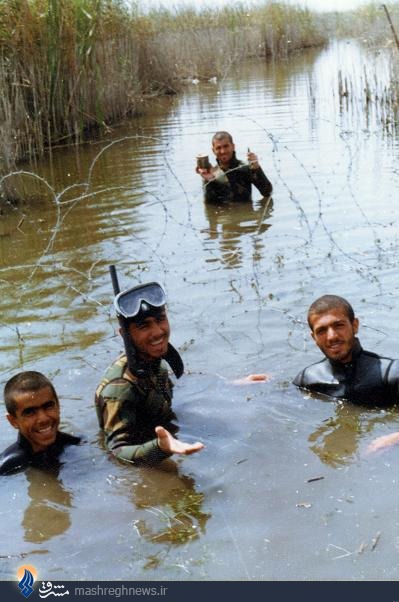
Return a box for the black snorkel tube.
[109,265,184,379]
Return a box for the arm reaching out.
[232,373,271,385]
[366,431,399,454]
[156,426,204,456]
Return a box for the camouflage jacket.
[204,154,273,203]
[95,354,176,464]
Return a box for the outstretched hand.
[232,373,271,385]
[366,431,399,454]
[156,426,204,456]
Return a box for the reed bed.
[0,0,327,180]
[329,3,399,133]
[336,54,399,134]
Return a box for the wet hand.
[247,151,259,170]
[156,426,204,455]
[232,373,271,385]
[366,431,399,454]
[196,166,215,182]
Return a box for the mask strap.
[164,343,184,379]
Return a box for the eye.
[43,400,57,410]
[22,407,37,417]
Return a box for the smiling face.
[128,310,170,361]
[309,308,359,364]
[7,385,60,452]
[212,136,235,168]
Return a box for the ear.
[7,414,19,430]
[310,330,315,342]
[353,317,359,335]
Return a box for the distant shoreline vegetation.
[0,0,398,183]
[0,0,326,177]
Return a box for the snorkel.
[109,265,184,379]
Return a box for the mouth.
[148,336,168,354]
[327,342,346,355]
[35,424,57,438]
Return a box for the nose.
[36,407,52,424]
[326,326,338,341]
[150,322,164,337]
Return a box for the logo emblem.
[39,582,69,598]
[17,565,37,598]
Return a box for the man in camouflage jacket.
[95,282,203,465]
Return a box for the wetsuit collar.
[17,432,35,454]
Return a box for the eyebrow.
[21,399,57,416]
[315,320,345,331]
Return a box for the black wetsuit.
[293,339,399,405]
[204,152,273,203]
[0,431,81,475]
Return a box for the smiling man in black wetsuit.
[293,295,399,406]
[0,371,80,475]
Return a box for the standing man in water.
[0,371,81,475]
[95,280,204,465]
[293,294,399,405]
[196,131,273,203]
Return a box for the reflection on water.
[308,399,399,468]
[23,468,72,544]
[202,198,273,269]
[1,39,399,579]
[127,462,210,548]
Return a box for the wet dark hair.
[307,295,355,330]
[4,371,58,416]
[212,131,233,145]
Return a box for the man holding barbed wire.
[196,130,273,203]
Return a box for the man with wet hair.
[95,280,204,465]
[0,371,80,475]
[293,294,399,405]
[196,130,272,203]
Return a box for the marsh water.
[2,39,399,581]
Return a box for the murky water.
[2,40,399,580]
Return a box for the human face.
[310,308,359,364]
[7,386,60,452]
[128,311,170,361]
[212,137,235,168]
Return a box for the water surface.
[1,40,399,581]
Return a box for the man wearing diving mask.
[95,279,204,464]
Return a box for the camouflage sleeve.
[250,165,273,197]
[100,381,171,465]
